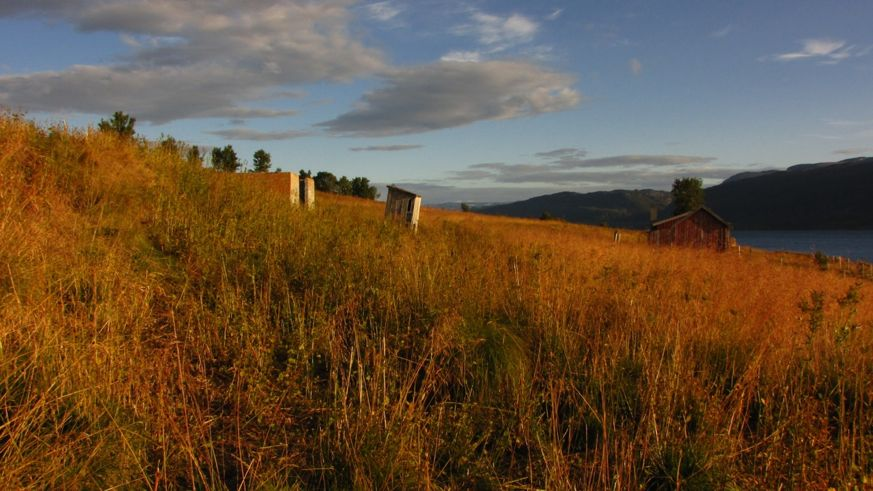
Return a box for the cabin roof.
[386,185,421,198]
[651,206,731,229]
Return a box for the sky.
[1,0,872,203]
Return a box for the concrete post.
[289,173,300,205]
[299,176,315,209]
[409,195,422,231]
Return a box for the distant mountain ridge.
[476,157,873,230]
[706,156,873,229]
[721,161,843,183]
[430,202,506,210]
[476,189,671,229]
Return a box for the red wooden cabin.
[649,207,731,251]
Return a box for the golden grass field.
[1,113,872,489]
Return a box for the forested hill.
[475,157,873,230]
[706,157,873,229]
[475,189,671,229]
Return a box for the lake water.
[733,230,873,263]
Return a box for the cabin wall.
[649,210,730,250]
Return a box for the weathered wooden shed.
[649,207,731,251]
[384,185,421,230]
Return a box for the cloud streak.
[534,148,586,159]
[440,51,482,63]
[833,147,873,156]
[206,127,309,141]
[377,182,562,204]
[450,149,726,187]
[319,60,579,136]
[384,149,743,202]
[350,144,423,152]
[769,38,866,64]
[457,12,539,49]
[365,1,401,22]
[546,9,563,21]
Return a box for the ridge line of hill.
[475,157,873,230]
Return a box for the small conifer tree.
[98,111,136,137]
[253,149,271,172]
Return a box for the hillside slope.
[476,189,671,228]
[1,115,872,489]
[706,157,873,229]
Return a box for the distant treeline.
[307,170,379,200]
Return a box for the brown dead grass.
[1,113,872,489]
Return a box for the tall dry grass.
[1,113,872,489]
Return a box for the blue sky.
[1,0,872,203]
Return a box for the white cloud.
[629,58,642,76]
[771,38,864,63]
[0,1,384,122]
[453,11,539,52]
[365,1,401,22]
[546,9,563,21]
[778,39,844,59]
[440,50,482,63]
[319,60,580,136]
